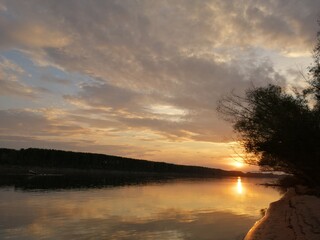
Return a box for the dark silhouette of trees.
[218,28,320,186]
[0,148,244,177]
[309,23,320,108]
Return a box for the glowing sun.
[233,161,244,168]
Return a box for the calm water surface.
[0,177,281,240]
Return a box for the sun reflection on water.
[237,177,243,194]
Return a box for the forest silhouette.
[0,148,249,178]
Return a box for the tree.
[309,23,320,108]
[218,31,320,185]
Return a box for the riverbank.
[0,164,238,178]
[244,187,320,240]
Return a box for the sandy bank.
[244,188,320,240]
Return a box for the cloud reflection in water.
[0,177,281,240]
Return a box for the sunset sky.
[0,0,319,171]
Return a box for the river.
[0,176,281,240]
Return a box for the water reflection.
[0,177,281,240]
[0,174,174,190]
[237,177,243,194]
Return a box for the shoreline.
[0,164,280,178]
[0,164,232,178]
[244,187,320,240]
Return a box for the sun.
[234,161,244,168]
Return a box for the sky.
[0,0,319,171]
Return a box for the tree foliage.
[309,23,320,107]
[218,29,320,185]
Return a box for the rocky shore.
[244,188,320,240]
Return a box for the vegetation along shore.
[0,148,277,179]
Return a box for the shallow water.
[0,177,281,240]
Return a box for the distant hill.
[0,148,245,177]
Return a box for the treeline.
[0,148,243,177]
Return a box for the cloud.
[1,0,317,91]
[0,109,78,136]
[0,108,159,158]
[0,0,319,166]
[64,82,140,110]
[0,57,48,98]
[41,73,72,85]
[61,55,285,142]
[0,2,71,50]
[1,1,319,65]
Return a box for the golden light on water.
[237,177,243,194]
